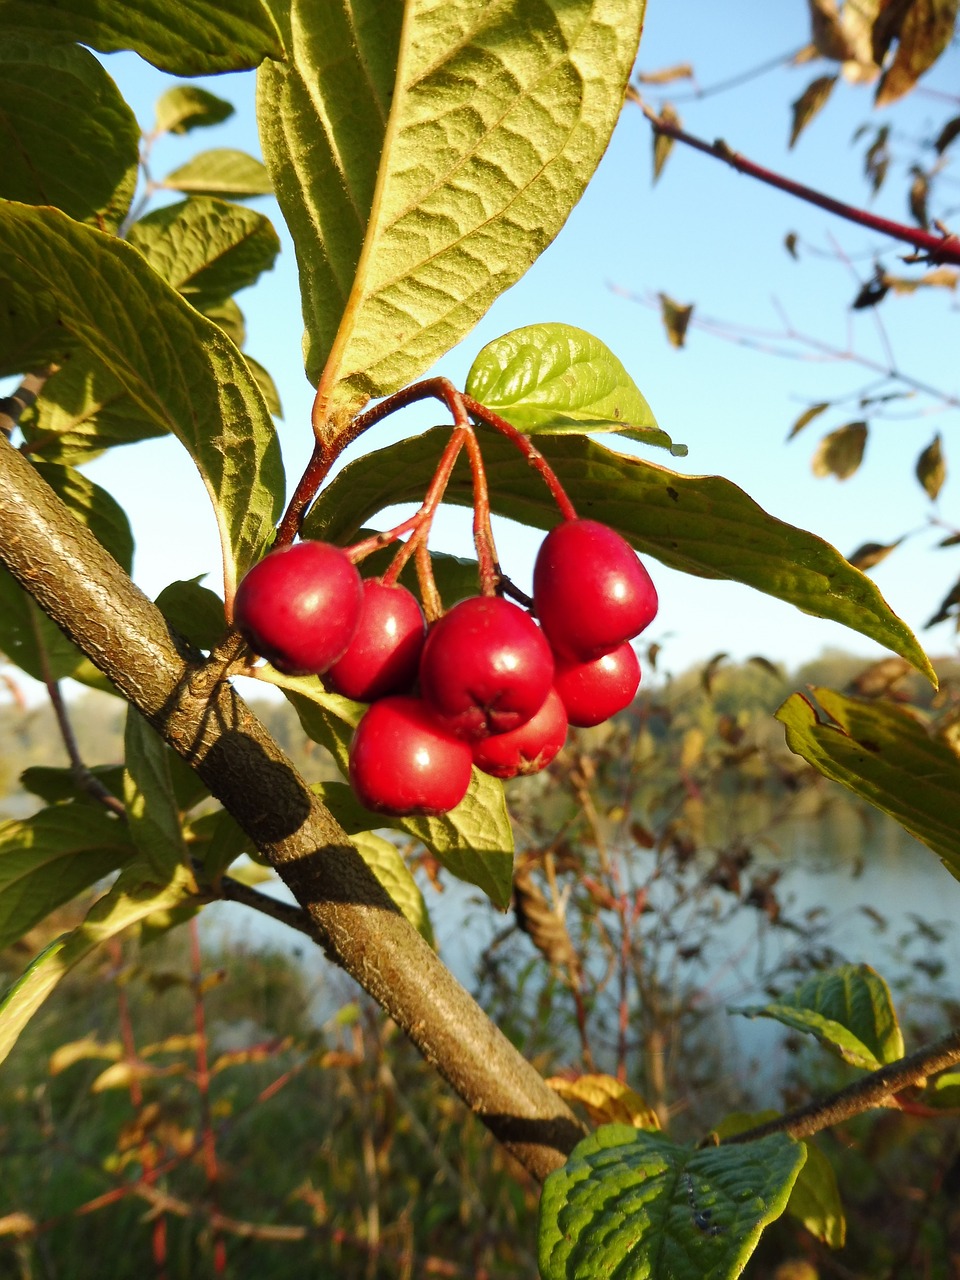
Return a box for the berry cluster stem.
[462,394,579,522]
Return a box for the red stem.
[189,919,226,1274]
[462,395,578,521]
[632,92,960,266]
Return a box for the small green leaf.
[0,0,283,75]
[0,39,139,231]
[0,805,134,951]
[0,862,198,1067]
[0,203,284,594]
[123,710,189,879]
[32,462,134,572]
[192,808,253,883]
[539,1125,806,1280]
[0,571,87,682]
[777,687,960,880]
[465,324,683,454]
[161,149,273,198]
[350,830,434,946]
[304,427,935,683]
[811,421,868,480]
[154,85,235,135]
[927,1071,960,1108]
[916,433,945,501]
[127,197,280,310]
[731,963,903,1070]
[20,765,126,807]
[154,578,227,652]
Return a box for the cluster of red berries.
[233,520,657,817]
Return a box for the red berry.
[419,596,554,740]
[472,687,568,779]
[349,696,473,816]
[553,642,641,727]
[326,579,426,702]
[234,540,363,676]
[533,519,658,659]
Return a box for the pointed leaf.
[201,297,247,348]
[123,710,189,879]
[32,462,134,572]
[916,432,945,501]
[876,0,959,105]
[154,85,235,136]
[935,115,960,154]
[787,401,829,440]
[539,1125,805,1280]
[20,765,125,807]
[547,1074,660,1129]
[193,808,254,883]
[778,687,960,878]
[0,571,88,682]
[465,324,683,454]
[304,427,936,682]
[243,355,283,417]
[161,149,273,198]
[847,539,902,571]
[0,39,139,231]
[653,103,680,182]
[811,421,868,479]
[259,673,515,908]
[731,963,903,1070]
[789,75,837,148]
[350,830,434,946]
[0,204,284,593]
[0,0,282,75]
[658,292,694,348]
[260,0,648,410]
[154,578,227,652]
[0,862,198,1066]
[0,805,134,951]
[127,197,280,310]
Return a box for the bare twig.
[0,368,56,441]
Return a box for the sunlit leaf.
[539,1124,805,1280]
[305,426,936,681]
[864,123,890,194]
[160,149,273,198]
[123,710,189,879]
[32,462,134,572]
[635,63,694,86]
[350,831,434,946]
[154,84,235,136]
[788,401,829,440]
[260,0,648,413]
[875,0,959,106]
[916,433,945,501]
[777,687,960,881]
[658,292,694,348]
[547,1074,660,1129]
[935,115,960,154]
[789,75,837,148]
[653,103,680,182]
[731,963,904,1070]
[0,39,138,231]
[244,355,283,417]
[848,539,902,571]
[811,421,868,480]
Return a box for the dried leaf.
[0,1214,35,1238]
[935,115,960,154]
[864,124,890,194]
[513,865,579,975]
[812,422,868,479]
[636,63,694,86]
[790,75,838,148]
[851,657,913,697]
[653,103,680,183]
[701,652,728,695]
[547,1073,660,1129]
[926,575,960,627]
[917,432,946,500]
[788,401,830,439]
[851,269,889,309]
[808,0,858,59]
[876,0,960,105]
[784,231,800,259]
[657,292,693,348]
[909,166,930,228]
[938,533,960,547]
[884,267,958,293]
[848,539,902,570]
[748,655,784,679]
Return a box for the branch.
[631,92,960,267]
[0,438,585,1182]
[720,1024,960,1145]
[0,368,55,441]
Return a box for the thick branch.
[0,438,584,1181]
[632,92,960,267]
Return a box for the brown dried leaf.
[785,231,800,259]
[513,866,579,975]
[926,575,960,627]
[852,269,890,309]
[790,75,838,148]
[909,166,930,228]
[812,421,868,479]
[0,1213,36,1238]
[788,401,830,439]
[864,124,890,194]
[808,0,859,59]
[851,657,913,696]
[547,1073,660,1129]
[884,266,958,293]
[748,654,785,679]
[876,0,960,105]
[658,292,693,348]
[848,539,902,570]
[653,103,680,183]
[935,115,960,153]
[636,62,694,86]
[917,432,946,500]
[938,533,960,547]
[701,651,728,695]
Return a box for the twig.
[217,874,319,939]
[0,368,56,441]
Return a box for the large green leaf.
[127,197,280,310]
[777,687,960,879]
[0,0,282,75]
[160,150,273,198]
[123,710,189,880]
[731,963,903,1072]
[0,805,134,952]
[32,462,134,572]
[466,323,684,454]
[260,673,515,908]
[0,40,139,231]
[258,0,647,414]
[539,1124,806,1280]
[0,862,198,1067]
[303,427,935,680]
[0,203,284,593]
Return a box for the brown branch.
[631,91,960,267]
[720,1024,960,1145]
[0,368,55,441]
[0,438,584,1182]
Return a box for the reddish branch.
[631,90,960,267]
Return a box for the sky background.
[7,2,960,701]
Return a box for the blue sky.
[13,4,960,691]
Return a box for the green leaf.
[916,432,945,501]
[201,297,246,348]
[0,39,139,231]
[539,1124,806,1280]
[0,862,198,1067]
[123,710,189,879]
[0,570,88,682]
[154,85,235,135]
[260,673,515,908]
[777,687,960,880]
[20,765,126,807]
[350,830,435,947]
[260,0,648,410]
[731,963,903,1071]
[193,808,254,883]
[0,204,284,594]
[787,401,830,440]
[811,421,868,481]
[154,578,227,651]
[161,149,273,198]
[928,1071,960,1108]
[244,356,283,418]
[127,197,280,310]
[465,324,684,454]
[32,462,134,573]
[304,427,936,682]
[0,0,282,75]
[0,805,134,951]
